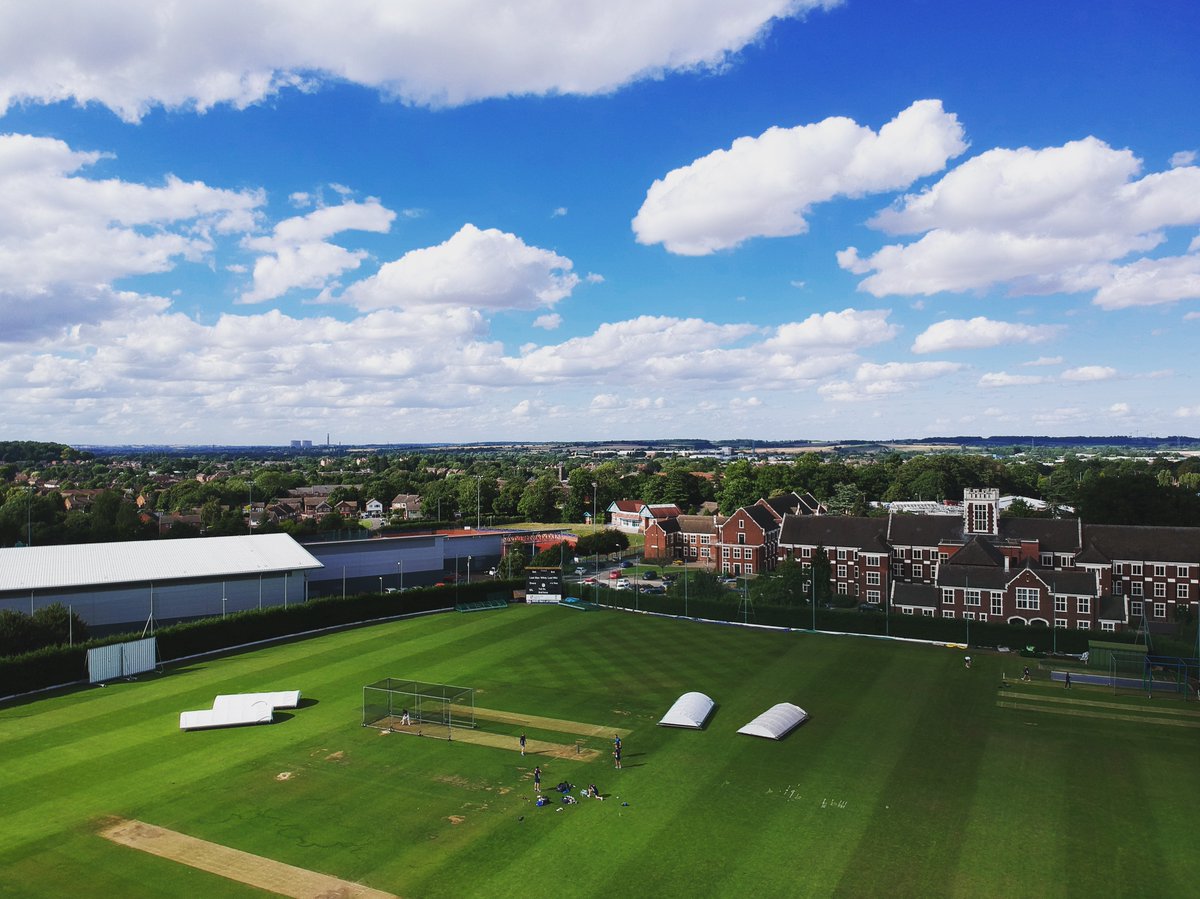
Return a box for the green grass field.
[2,606,1198,897]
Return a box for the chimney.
[1004,554,1010,573]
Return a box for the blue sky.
[1,0,1198,445]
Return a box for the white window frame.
[1054,596,1067,614]
[991,593,1003,616]
[837,565,847,578]
[866,571,880,586]
[1077,597,1091,615]
[943,609,955,619]
[1055,618,1068,629]
[1131,581,1143,597]
[1154,602,1166,619]
[1154,582,1166,598]
[866,590,880,602]
[1131,563,1142,576]
[1101,621,1115,633]
[942,588,955,605]
[966,589,981,607]
[1016,587,1040,610]
[1131,600,1143,618]
[1178,583,1189,600]
[1078,620,1090,630]
[1154,564,1166,577]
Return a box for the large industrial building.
[0,529,510,632]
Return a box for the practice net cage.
[362,678,476,731]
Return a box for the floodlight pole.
[476,475,482,530]
[592,482,598,575]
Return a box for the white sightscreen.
[121,638,158,677]
[86,644,122,683]
[87,637,158,683]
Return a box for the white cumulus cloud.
[0,0,839,122]
[911,316,1060,353]
[0,132,262,338]
[632,99,966,255]
[342,223,579,312]
[978,371,1047,388]
[841,136,1200,303]
[239,199,396,304]
[1062,365,1117,381]
[762,308,897,350]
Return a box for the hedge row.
[0,581,516,699]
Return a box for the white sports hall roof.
[658,691,715,729]
[737,703,808,740]
[0,534,322,593]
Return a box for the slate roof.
[892,582,939,608]
[947,536,1006,568]
[998,518,1081,553]
[647,516,681,534]
[1099,593,1127,621]
[1082,524,1200,563]
[779,515,889,553]
[937,564,1009,591]
[886,513,963,546]
[739,504,782,533]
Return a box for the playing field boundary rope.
[98,817,397,898]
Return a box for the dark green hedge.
[1,581,517,698]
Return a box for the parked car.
[619,560,633,569]
[608,570,620,579]
[616,578,631,589]
[574,566,586,576]
[859,602,883,613]
[671,559,685,566]
[643,570,659,580]
[643,585,666,595]
[583,576,597,584]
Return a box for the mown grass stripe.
[1002,691,1200,716]
[997,700,1200,727]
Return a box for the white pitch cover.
[737,702,808,740]
[657,691,715,728]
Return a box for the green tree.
[809,544,832,605]
[517,474,561,522]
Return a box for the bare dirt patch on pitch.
[98,818,396,898]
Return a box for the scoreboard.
[525,567,563,604]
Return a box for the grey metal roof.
[0,534,323,593]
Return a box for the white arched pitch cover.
[657,691,715,729]
[737,703,808,740]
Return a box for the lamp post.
[592,482,598,575]
[398,560,404,592]
[248,483,253,535]
[222,583,227,619]
[378,576,383,595]
[467,556,472,585]
[476,476,482,529]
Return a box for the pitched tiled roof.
[677,514,721,535]
[1083,524,1200,563]
[609,500,642,513]
[1073,541,1111,565]
[779,515,889,553]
